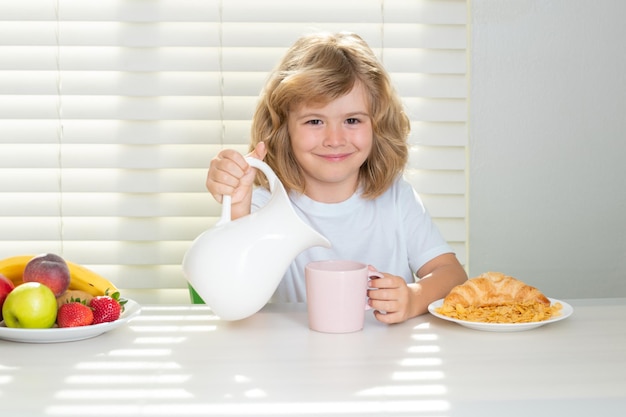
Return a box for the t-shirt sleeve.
[399,180,455,275]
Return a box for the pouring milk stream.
[182,157,331,320]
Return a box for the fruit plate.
[428,298,573,332]
[0,298,141,343]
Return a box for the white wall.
[468,0,626,298]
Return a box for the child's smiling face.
[287,82,373,203]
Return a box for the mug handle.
[365,270,384,310]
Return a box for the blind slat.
[0,193,216,216]
[0,71,466,97]
[0,47,467,72]
[1,96,467,120]
[409,146,466,171]
[404,170,466,195]
[3,0,466,25]
[0,120,236,144]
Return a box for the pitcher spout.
[290,216,331,252]
[261,180,331,253]
[312,231,332,250]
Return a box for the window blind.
[0,0,467,304]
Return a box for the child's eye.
[346,118,360,124]
[306,119,322,125]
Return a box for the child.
[206,32,467,324]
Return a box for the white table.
[1,298,625,417]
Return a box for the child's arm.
[368,253,467,324]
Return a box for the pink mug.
[305,260,383,333]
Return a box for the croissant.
[443,271,550,307]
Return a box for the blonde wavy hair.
[250,32,410,199]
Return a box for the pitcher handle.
[218,157,279,226]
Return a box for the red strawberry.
[90,291,126,324]
[57,301,94,328]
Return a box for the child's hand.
[205,142,267,206]
[367,268,417,324]
[205,142,267,220]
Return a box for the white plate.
[428,298,573,332]
[0,298,141,343]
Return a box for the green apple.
[2,282,58,328]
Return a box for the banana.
[66,261,119,296]
[0,255,31,287]
[0,254,118,297]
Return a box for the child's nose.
[323,125,346,147]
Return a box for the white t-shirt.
[252,176,454,302]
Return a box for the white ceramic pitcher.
[182,157,331,321]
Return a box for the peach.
[23,253,70,297]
